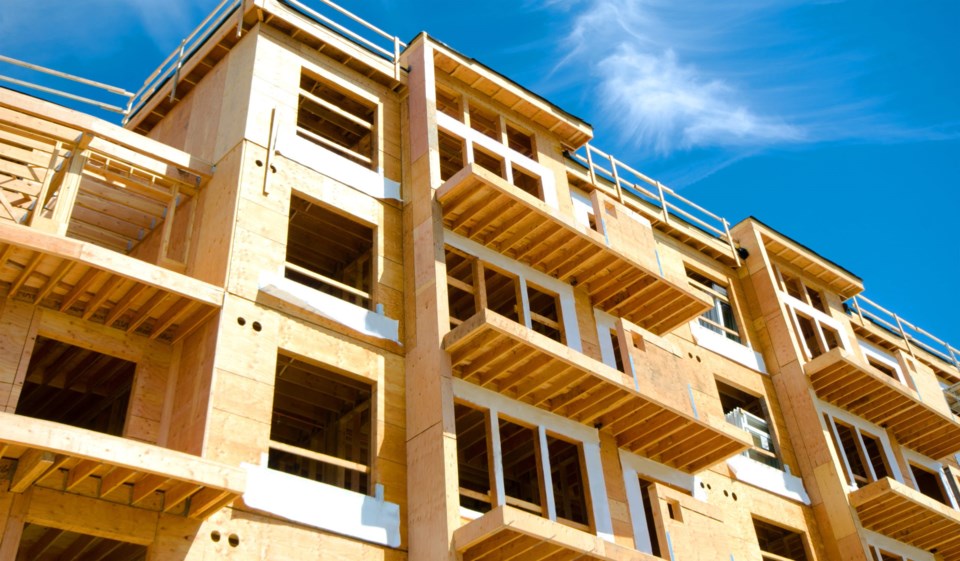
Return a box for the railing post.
[236,0,245,38]
[608,154,624,204]
[170,39,187,102]
[947,345,960,374]
[656,180,670,225]
[584,145,597,186]
[722,218,739,266]
[892,313,916,359]
[393,37,401,80]
[851,296,866,325]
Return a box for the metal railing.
[2,0,406,123]
[0,55,133,114]
[725,407,781,469]
[570,144,739,264]
[847,294,960,373]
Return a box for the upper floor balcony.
[806,347,960,459]
[851,477,960,561]
[436,159,711,335]
[0,88,221,342]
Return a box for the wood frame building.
[1,1,959,560]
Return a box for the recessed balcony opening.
[455,403,492,514]
[16,523,147,561]
[499,417,542,516]
[511,165,542,200]
[286,195,374,310]
[717,381,780,469]
[298,70,376,169]
[438,129,465,182]
[636,478,662,556]
[505,124,535,158]
[468,103,500,142]
[527,283,563,344]
[753,518,809,561]
[473,146,504,178]
[610,328,626,373]
[483,266,521,324]
[15,336,135,437]
[547,434,589,528]
[270,354,372,495]
[909,463,951,506]
[436,84,462,120]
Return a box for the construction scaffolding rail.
[569,144,740,265]
[847,294,960,374]
[0,55,133,115]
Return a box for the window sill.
[727,454,810,505]
[690,321,767,373]
[259,271,399,343]
[242,462,401,548]
[276,131,400,200]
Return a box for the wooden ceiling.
[15,524,146,561]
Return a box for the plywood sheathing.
[806,348,960,459]
[443,309,751,473]
[851,477,960,560]
[431,42,592,150]
[436,164,712,335]
[731,220,872,561]
[453,505,657,561]
[401,36,461,561]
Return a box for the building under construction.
[1,1,959,559]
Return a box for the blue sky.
[2,0,958,352]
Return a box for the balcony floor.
[0,412,244,519]
[436,164,710,335]
[454,506,657,561]
[443,309,750,473]
[806,348,960,459]
[0,222,221,343]
[851,477,960,560]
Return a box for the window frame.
[901,448,960,509]
[775,265,849,360]
[296,67,380,171]
[820,403,902,490]
[452,378,613,537]
[268,351,377,496]
[686,267,743,344]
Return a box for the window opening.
[868,357,899,379]
[445,248,477,329]
[286,195,374,310]
[871,548,917,561]
[436,84,462,120]
[527,283,564,344]
[298,71,376,169]
[483,266,522,324]
[455,403,492,514]
[637,478,662,556]
[468,103,500,142]
[15,336,135,437]
[686,269,741,344]
[753,518,809,561]
[438,129,465,182]
[270,354,372,494]
[718,381,780,469]
[455,403,593,529]
[473,146,505,178]
[511,165,542,199]
[498,417,542,516]
[824,414,891,488]
[910,463,950,506]
[610,329,625,373]
[548,434,589,528]
[505,124,535,158]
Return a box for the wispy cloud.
[545,0,957,165]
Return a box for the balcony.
[436,163,710,335]
[806,348,960,459]
[0,88,221,342]
[850,477,960,560]
[443,309,751,473]
[0,413,244,519]
[454,506,656,561]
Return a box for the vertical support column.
[402,35,461,561]
[0,492,29,560]
[733,222,871,561]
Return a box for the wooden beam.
[10,448,55,492]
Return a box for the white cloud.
[596,45,802,155]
